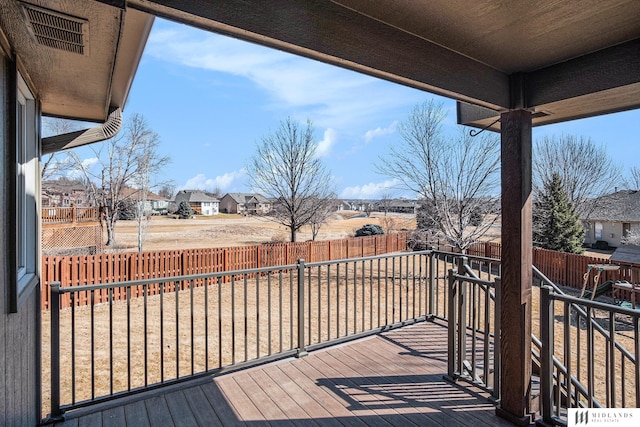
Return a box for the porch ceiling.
[127,0,640,130]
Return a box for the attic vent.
[22,3,87,55]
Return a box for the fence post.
[493,277,502,401]
[296,259,307,357]
[540,285,554,422]
[50,281,62,420]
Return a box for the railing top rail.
[432,250,500,263]
[450,272,495,287]
[542,285,640,318]
[305,250,430,268]
[52,251,426,294]
[53,263,300,294]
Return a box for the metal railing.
[539,286,640,426]
[47,251,437,419]
[445,255,501,399]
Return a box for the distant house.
[42,180,91,207]
[174,190,220,216]
[386,199,417,214]
[219,193,271,215]
[336,200,352,211]
[583,190,640,248]
[119,187,170,215]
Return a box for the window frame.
[8,63,40,313]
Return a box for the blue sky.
[105,19,640,199]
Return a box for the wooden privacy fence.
[432,241,640,299]
[533,247,640,300]
[41,232,409,309]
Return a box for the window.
[623,223,631,238]
[11,72,38,311]
[595,222,603,241]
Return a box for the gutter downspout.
[41,107,123,154]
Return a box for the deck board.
[164,390,199,427]
[123,400,150,427]
[144,396,174,427]
[54,320,514,427]
[182,386,223,427]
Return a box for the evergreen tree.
[533,173,584,254]
[176,200,194,219]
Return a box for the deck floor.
[53,320,514,427]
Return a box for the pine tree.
[533,173,584,254]
[176,200,194,219]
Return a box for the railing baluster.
[493,277,501,401]
[70,292,76,404]
[540,286,559,423]
[190,278,195,375]
[256,273,260,359]
[608,311,615,407]
[205,277,209,372]
[175,280,179,378]
[296,259,307,357]
[50,282,62,419]
[144,283,148,387]
[127,286,131,391]
[91,289,95,399]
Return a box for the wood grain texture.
[53,321,509,427]
[499,110,533,421]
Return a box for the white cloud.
[64,157,99,180]
[364,121,398,143]
[146,23,422,129]
[316,128,337,157]
[181,169,246,192]
[340,179,402,199]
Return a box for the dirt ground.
[111,211,417,252]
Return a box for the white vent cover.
[22,3,87,55]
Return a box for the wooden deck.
[52,320,514,427]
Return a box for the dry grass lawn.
[111,212,417,252]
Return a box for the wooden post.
[496,109,534,425]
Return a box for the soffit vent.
[22,3,87,55]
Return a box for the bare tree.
[534,135,622,217]
[379,192,394,216]
[624,166,640,190]
[377,100,500,252]
[69,114,169,246]
[308,196,336,241]
[247,118,335,242]
[41,117,79,180]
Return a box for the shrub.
[355,224,384,237]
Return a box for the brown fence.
[431,241,640,300]
[41,232,409,309]
[42,207,99,224]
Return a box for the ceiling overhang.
[127,0,640,131]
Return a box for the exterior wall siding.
[585,221,624,247]
[0,51,40,426]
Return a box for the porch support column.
[496,109,534,425]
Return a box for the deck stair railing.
[538,273,640,426]
[445,255,501,400]
[444,257,640,427]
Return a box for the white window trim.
[11,70,39,312]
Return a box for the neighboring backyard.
[111,212,419,251]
